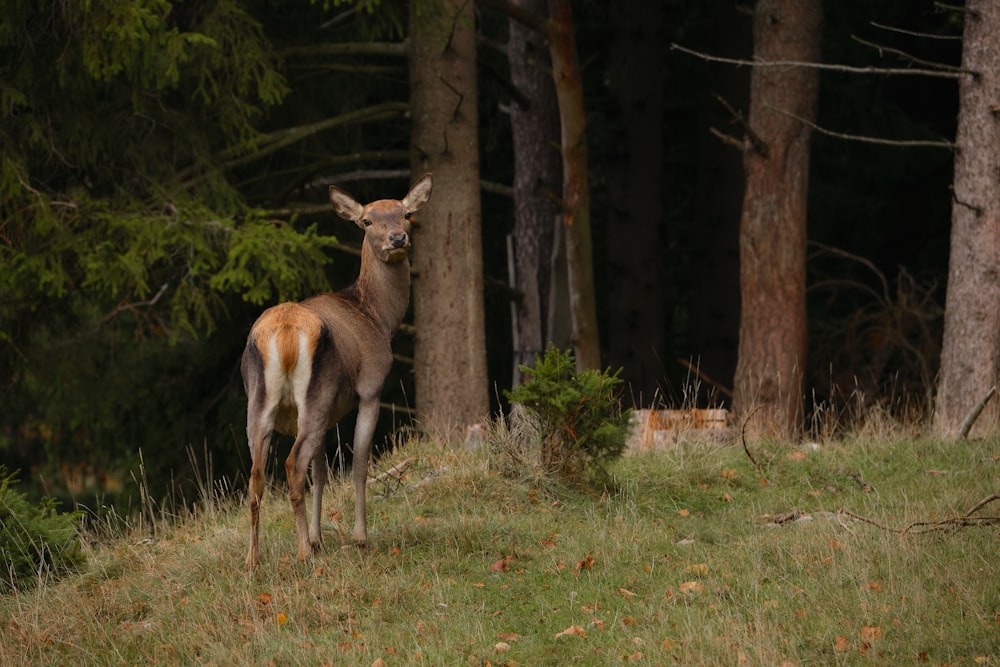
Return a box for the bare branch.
[99,282,170,327]
[676,357,733,399]
[671,42,965,80]
[715,93,768,157]
[851,35,970,74]
[869,21,961,41]
[708,127,744,150]
[767,105,956,150]
[934,2,974,14]
[959,386,998,440]
[808,241,892,304]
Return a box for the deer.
[240,174,432,571]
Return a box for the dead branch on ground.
[839,493,1000,534]
[740,405,767,478]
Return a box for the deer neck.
[355,243,411,336]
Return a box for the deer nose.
[388,231,408,248]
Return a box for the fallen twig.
[740,405,767,478]
[839,493,1000,534]
[367,457,415,487]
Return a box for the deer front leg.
[351,396,379,548]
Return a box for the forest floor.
[2,432,999,666]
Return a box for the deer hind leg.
[309,444,328,551]
[351,396,379,548]
[286,428,325,562]
[246,411,274,571]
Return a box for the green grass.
[2,435,999,666]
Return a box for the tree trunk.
[547,0,600,371]
[732,0,821,439]
[508,0,561,383]
[934,0,1000,440]
[408,0,489,439]
[604,0,665,404]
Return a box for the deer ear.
[402,173,432,214]
[329,185,364,222]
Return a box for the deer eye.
[362,218,372,227]
[404,212,412,220]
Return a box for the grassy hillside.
[2,433,999,666]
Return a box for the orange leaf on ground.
[618,587,636,600]
[497,632,519,642]
[554,625,587,639]
[679,581,704,594]
[490,559,509,572]
[276,612,288,626]
[257,592,272,606]
[860,625,883,640]
[833,635,850,652]
[576,554,595,571]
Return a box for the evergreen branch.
[671,42,965,79]
[179,103,409,188]
[280,41,408,58]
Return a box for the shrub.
[0,466,84,592]
[505,346,632,484]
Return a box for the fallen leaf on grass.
[860,625,882,641]
[618,587,636,600]
[498,632,519,642]
[494,642,511,652]
[490,559,509,572]
[833,636,850,652]
[679,581,704,595]
[554,625,587,639]
[276,613,288,626]
[257,592,273,606]
[576,554,595,571]
[684,563,708,576]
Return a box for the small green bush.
[0,466,84,592]
[505,346,632,484]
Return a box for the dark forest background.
[0,0,963,508]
